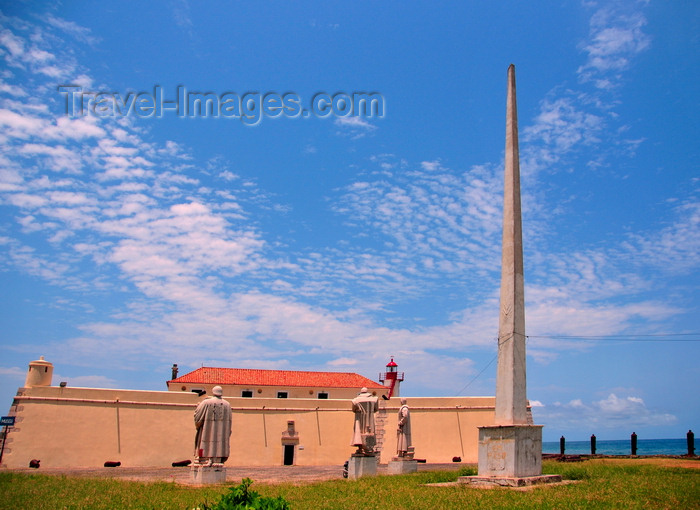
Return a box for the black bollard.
[631,432,638,456]
[591,434,597,455]
[688,430,695,456]
[560,436,566,455]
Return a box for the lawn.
[0,459,697,509]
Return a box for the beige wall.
[378,398,497,464]
[2,385,496,469]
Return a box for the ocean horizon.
[542,438,692,456]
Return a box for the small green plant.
[457,465,478,477]
[199,478,291,510]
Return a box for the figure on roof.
[350,387,379,455]
[193,386,232,466]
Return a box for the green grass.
[0,461,697,509]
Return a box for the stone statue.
[194,386,232,465]
[396,398,412,457]
[350,387,379,455]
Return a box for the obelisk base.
[460,473,563,487]
[347,454,377,480]
[190,463,227,484]
[476,425,554,478]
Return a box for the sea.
[542,438,691,456]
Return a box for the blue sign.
[0,416,15,426]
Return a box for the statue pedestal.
[347,455,377,480]
[460,425,561,487]
[388,458,417,475]
[190,463,227,484]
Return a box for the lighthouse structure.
[378,357,404,399]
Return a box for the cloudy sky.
[0,1,697,441]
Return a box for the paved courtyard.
[4,462,470,485]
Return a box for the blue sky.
[0,1,697,442]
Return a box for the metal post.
[455,409,465,458]
[262,406,268,447]
[687,430,695,456]
[631,432,637,456]
[559,436,565,455]
[315,408,322,446]
[590,434,596,455]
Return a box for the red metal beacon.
[378,356,404,399]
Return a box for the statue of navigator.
[350,387,379,455]
[194,386,232,465]
[396,398,413,457]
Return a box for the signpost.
[0,416,15,426]
[0,416,15,464]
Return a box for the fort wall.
[2,385,495,468]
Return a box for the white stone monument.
[387,398,417,474]
[190,386,232,484]
[347,387,379,479]
[463,65,560,487]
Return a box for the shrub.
[198,478,291,510]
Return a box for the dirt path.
[591,457,700,469]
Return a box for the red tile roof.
[170,367,385,390]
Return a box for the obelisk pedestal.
[461,64,559,487]
[472,425,544,481]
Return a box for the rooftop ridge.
[169,366,385,389]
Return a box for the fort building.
[0,356,507,469]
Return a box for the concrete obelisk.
[465,65,560,486]
[495,63,528,427]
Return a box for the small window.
[277,391,288,399]
[317,392,329,399]
[241,390,253,398]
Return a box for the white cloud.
[525,97,602,152]
[625,198,700,274]
[328,357,357,367]
[19,143,82,172]
[7,193,49,209]
[50,117,107,140]
[45,15,98,44]
[534,392,677,432]
[334,116,377,130]
[331,158,503,292]
[0,108,45,137]
[420,160,441,171]
[0,366,25,377]
[334,117,378,139]
[0,28,26,61]
[0,81,27,96]
[577,6,651,89]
